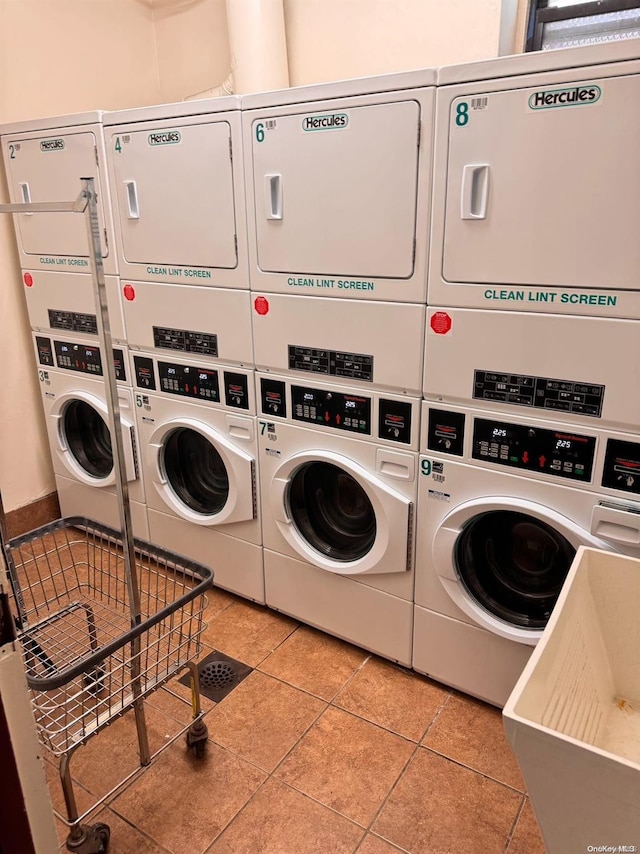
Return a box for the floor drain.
[179,651,252,703]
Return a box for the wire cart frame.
[0,181,213,854]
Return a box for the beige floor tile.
[507,798,546,853]
[422,693,526,790]
[357,834,407,853]
[258,626,368,700]
[201,600,298,667]
[334,657,449,742]
[207,670,325,771]
[208,778,364,853]
[204,587,237,621]
[112,739,266,854]
[70,705,183,799]
[372,748,523,854]
[275,706,414,826]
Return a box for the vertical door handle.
[461,164,490,220]
[124,181,140,220]
[265,174,282,220]
[19,182,33,216]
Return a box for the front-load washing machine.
[104,98,253,368]
[429,39,640,318]
[244,69,435,396]
[33,334,148,538]
[257,373,420,666]
[414,401,640,707]
[1,110,117,274]
[131,352,262,602]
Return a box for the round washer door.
[51,391,137,487]
[148,418,255,526]
[270,451,412,576]
[433,497,613,644]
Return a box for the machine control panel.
[602,439,640,495]
[474,370,604,417]
[427,409,466,456]
[158,361,220,402]
[292,385,371,434]
[260,378,287,418]
[288,345,374,382]
[36,336,55,366]
[378,399,412,444]
[53,339,126,381]
[153,326,218,357]
[133,356,156,390]
[224,372,249,410]
[472,418,595,481]
[48,309,98,336]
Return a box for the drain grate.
[179,651,252,703]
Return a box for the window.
[526,0,640,51]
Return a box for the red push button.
[254,296,269,316]
[123,284,136,301]
[23,272,34,288]
[430,311,452,335]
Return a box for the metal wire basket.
[7,517,212,756]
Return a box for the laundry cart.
[503,546,640,853]
[0,181,213,854]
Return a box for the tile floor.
[44,588,546,854]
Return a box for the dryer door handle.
[591,503,640,546]
[265,174,283,220]
[461,164,489,220]
[271,477,290,524]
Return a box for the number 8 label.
[455,102,469,127]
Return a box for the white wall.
[284,0,517,86]
[0,0,161,512]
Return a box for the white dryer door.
[148,418,255,526]
[270,451,412,576]
[433,496,613,644]
[51,391,137,487]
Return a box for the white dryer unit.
[104,98,253,367]
[429,40,640,318]
[423,307,640,433]
[244,70,434,395]
[131,352,262,602]
[33,335,148,538]
[22,269,126,344]
[257,373,420,666]
[1,111,117,274]
[414,401,640,707]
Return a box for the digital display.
[472,417,595,482]
[54,340,125,380]
[158,361,220,402]
[291,385,371,434]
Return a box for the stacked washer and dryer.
[415,39,640,705]
[1,112,149,539]
[102,99,264,603]
[241,70,436,665]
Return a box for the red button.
[430,311,452,335]
[123,284,136,301]
[23,272,34,288]
[254,296,269,316]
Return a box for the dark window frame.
[525,0,640,51]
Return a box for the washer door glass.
[455,510,575,629]
[163,428,229,515]
[63,400,112,479]
[288,461,376,561]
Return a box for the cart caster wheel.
[186,719,208,758]
[65,821,110,853]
